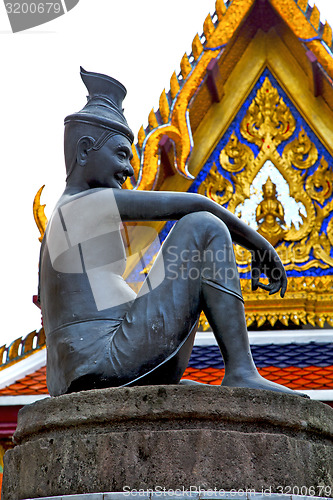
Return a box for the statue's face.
[85,134,134,189]
[263,184,275,198]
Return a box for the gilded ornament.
[159,90,170,124]
[305,157,333,205]
[180,53,192,79]
[309,4,320,31]
[33,185,48,242]
[215,0,227,20]
[197,164,233,205]
[137,125,146,149]
[290,237,312,264]
[312,233,333,264]
[297,0,308,13]
[219,131,254,173]
[192,34,203,61]
[240,77,295,148]
[139,123,189,188]
[170,72,180,100]
[326,216,333,247]
[322,21,333,47]
[283,128,318,170]
[203,14,215,41]
[199,311,210,331]
[8,337,22,360]
[148,109,159,129]
[256,177,287,246]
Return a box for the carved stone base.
[2,386,333,499]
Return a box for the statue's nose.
[126,164,135,178]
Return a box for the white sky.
[0,0,332,349]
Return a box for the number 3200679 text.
[5,3,61,14]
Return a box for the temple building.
[2,0,333,489]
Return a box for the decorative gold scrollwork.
[219,132,254,173]
[196,75,333,274]
[283,127,318,170]
[240,77,296,148]
[305,157,333,204]
[198,164,233,205]
[327,211,333,247]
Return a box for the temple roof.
[125,0,333,192]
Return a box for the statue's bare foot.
[179,379,207,386]
[222,369,309,398]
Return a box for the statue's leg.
[201,284,307,395]
[111,211,305,396]
[184,213,306,396]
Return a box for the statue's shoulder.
[57,188,122,211]
[55,188,124,227]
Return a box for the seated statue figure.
[39,68,304,397]
[256,177,286,247]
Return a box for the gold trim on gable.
[271,0,333,79]
[130,0,257,191]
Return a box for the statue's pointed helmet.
[64,67,134,144]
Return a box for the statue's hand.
[251,246,287,298]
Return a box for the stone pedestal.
[2,386,333,499]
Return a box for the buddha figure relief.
[256,177,286,246]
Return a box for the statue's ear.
[76,136,95,167]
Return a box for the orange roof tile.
[0,367,48,396]
[1,364,333,396]
[182,366,333,390]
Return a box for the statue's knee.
[180,211,229,237]
[179,211,218,227]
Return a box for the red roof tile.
[1,365,333,396]
[0,367,48,396]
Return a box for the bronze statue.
[39,68,305,397]
[256,177,286,246]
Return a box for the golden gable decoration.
[204,77,333,273]
[198,74,333,328]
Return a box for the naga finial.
[33,185,48,242]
